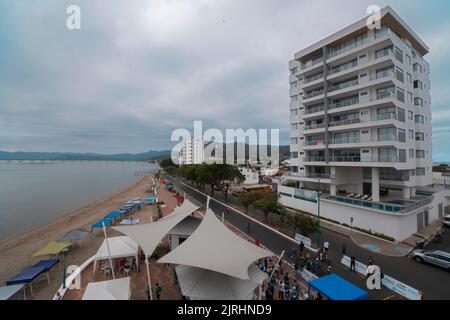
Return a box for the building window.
[413,80,423,89]
[290,67,297,75]
[416,150,425,158]
[407,73,412,84]
[415,132,425,141]
[408,130,414,140]
[408,111,414,121]
[291,152,299,159]
[291,123,298,130]
[291,95,298,102]
[414,97,424,107]
[396,87,405,102]
[406,54,411,65]
[290,137,298,144]
[290,81,298,89]
[409,149,415,158]
[407,92,413,102]
[416,167,426,176]
[415,115,424,124]
[290,109,298,117]
[395,47,403,63]
[413,63,422,73]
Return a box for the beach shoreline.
[0,175,157,298]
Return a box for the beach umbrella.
[92,218,112,230]
[32,241,72,258]
[104,211,121,219]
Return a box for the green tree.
[238,192,262,214]
[252,193,284,223]
[286,212,316,236]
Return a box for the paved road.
[164,174,450,300]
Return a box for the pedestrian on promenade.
[246,222,251,234]
[299,241,305,254]
[255,238,261,247]
[342,243,347,257]
[278,280,285,300]
[155,283,162,300]
[368,255,374,266]
[323,240,330,253]
[146,286,151,300]
[350,255,356,272]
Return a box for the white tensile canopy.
[176,264,267,300]
[111,200,200,299]
[112,200,200,256]
[158,209,273,280]
[82,277,131,300]
[93,236,139,273]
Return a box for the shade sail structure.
[0,284,24,300]
[158,209,273,280]
[308,274,368,300]
[31,241,72,257]
[82,277,131,300]
[167,216,201,237]
[112,200,200,257]
[59,229,90,242]
[176,264,267,300]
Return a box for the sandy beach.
[0,175,158,299]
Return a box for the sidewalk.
[313,219,414,257]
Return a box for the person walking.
[350,255,356,272]
[323,240,330,253]
[146,286,151,300]
[299,241,305,254]
[246,222,251,234]
[155,283,162,300]
[278,280,285,300]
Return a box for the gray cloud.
[0,0,449,159]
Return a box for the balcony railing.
[377,134,397,142]
[328,118,360,128]
[375,91,396,100]
[304,72,324,84]
[304,139,326,146]
[328,60,358,76]
[304,89,324,99]
[328,79,359,92]
[286,172,334,180]
[304,156,399,163]
[371,69,395,81]
[304,123,326,130]
[329,97,359,110]
[304,104,325,114]
[371,112,397,121]
[301,57,324,70]
[327,36,369,59]
[329,137,360,145]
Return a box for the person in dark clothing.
[299,241,305,253]
[342,244,347,257]
[350,255,356,272]
[155,283,162,300]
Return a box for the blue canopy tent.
[104,211,121,220]
[308,274,368,300]
[6,266,47,297]
[91,218,112,231]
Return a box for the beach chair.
[362,194,368,200]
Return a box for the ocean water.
[0,162,158,241]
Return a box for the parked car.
[443,214,450,228]
[410,250,450,270]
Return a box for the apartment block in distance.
[178,138,204,165]
[280,6,450,241]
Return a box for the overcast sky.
[0,0,449,160]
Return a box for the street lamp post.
[316,178,321,248]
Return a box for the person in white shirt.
[323,240,330,253]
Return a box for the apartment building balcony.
[328,79,359,93]
[284,172,334,184]
[303,88,325,101]
[297,57,324,76]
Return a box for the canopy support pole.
[102,222,115,279]
[268,250,285,283]
[145,256,153,300]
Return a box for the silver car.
[411,250,450,270]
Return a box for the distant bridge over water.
[0,159,159,164]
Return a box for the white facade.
[287,6,432,200]
[239,167,260,185]
[179,138,204,165]
[280,6,447,241]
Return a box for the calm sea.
[0,161,158,241]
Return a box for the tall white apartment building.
[280,7,448,241]
[179,138,204,165]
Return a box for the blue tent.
[308,274,368,300]
[104,211,121,219]
[91,218,112,229]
